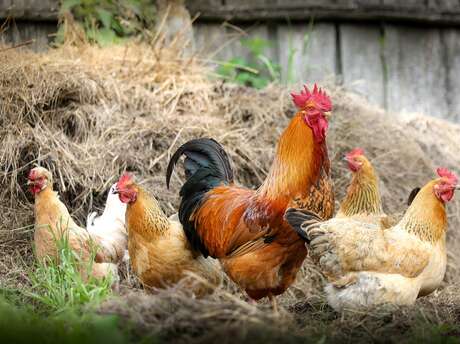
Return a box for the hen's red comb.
[28,168,37,180]
[117,172,134,189]
[346,148,365,159]
[291,84,332,112]
[437,167,458,184]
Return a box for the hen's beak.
[112,187,120,195]
[323,111,332,117]
[26,179,33,185]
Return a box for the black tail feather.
[166,138,234,257]
[407,187,421,206]
[284,208,322,243]
[166,138,233,189]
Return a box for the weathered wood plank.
[441,29,460,123]
[3,0,460,26]
[195,24,278,68]
[0,0,59,21]
[224,25,277,63]
[340,24,384,107]
[194,23,232,60]
[1,20,57,51]
[186,0,460,25]
[383,25,448,119]
[277,23,336,85]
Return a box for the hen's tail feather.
[86,211,98,230]
[166,138,234,257]
[407,187,421,206]
[284,208,323,243]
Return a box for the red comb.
[437,168,458,184]
[346,148,365,158]
[291,83,332,112]
[28,169,36,180]
[117,172,134,188]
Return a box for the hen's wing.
[310,219,430,280]
[285,209,430,280]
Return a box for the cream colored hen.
[286,168,458,310]
[28,167,118,281]
[115,173,222,296]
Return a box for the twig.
[0,39,35,52]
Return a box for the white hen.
[87,183,128,263]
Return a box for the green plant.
[217,37,281,89]
[25,225,113,315]
[58,0,156,46]
[0,298,129,344]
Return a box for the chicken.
[285,147,391,243]
[337,147,397,228]
[285,167,458,310]
[86,183,128,263]
[166,84,334,305]
[28,167,118,281]
[114,173,222,295]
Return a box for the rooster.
[86,183,128,263]
[285,168,458,310]
[114,173,222,295]
[166,84,334,306]
[28,167,118,281]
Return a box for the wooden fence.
[2,0,460,122]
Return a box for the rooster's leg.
[247,298,258,306]
[268,293,278,314]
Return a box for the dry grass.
[1,30,460,343]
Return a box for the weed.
[0,298,130,344]
[217,37,281,89]
[24,223,113,315]
[57,0,156,46]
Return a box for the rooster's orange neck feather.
[400,181,447,243]
[257,113,328,201]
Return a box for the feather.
[86,183,127,262]
[166,138,234,257]
[284,208,322,243]
[407,187,421,206]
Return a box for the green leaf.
[95,8,113,29]
[95,27,117,46]
[252,77,269,89]
[241,37,270,56]
[61,0,81,11]
[110,18,126,35]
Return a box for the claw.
[310,236,329,246]
[311,243,330,256]
[306,228,326,241]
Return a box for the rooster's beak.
[323,111,331,117]
[112,187,119,195]
[26,180,32,185]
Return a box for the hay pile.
[1,36,460,342]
